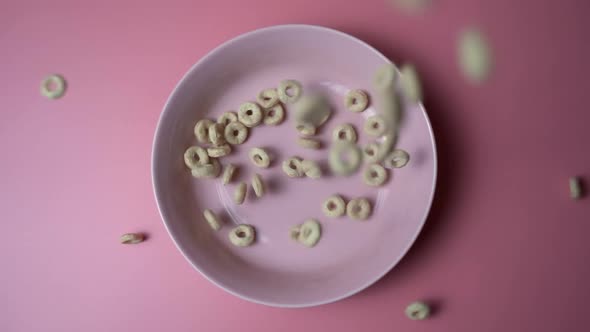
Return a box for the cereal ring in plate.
[207,144,231,158]
[332,123,357,143]
[251,173,265,198]
[344,89,369,113]
[383,149,410,168]
[224,121,249,145]
[263,104,285,125]
[322,195,346,217]
[363,164,389,187]
[405,301,430,320]
[297,137,321,150]
[256,88,280,108]
[363,143,381,163]
[208,123,226,146]
[234,182,247,204]
[249,148,271,168]
[184,146,209,169]
[222,163,237,185]
[203,209,221,231]
[191,159,221,178]
[296,123,317,136]
[278,79,302,103]
[301,159,322,178]
[297,219,321,248]
[282,157,304,177]
[194,119,214,143]
[238,102,263,127]
[217,111,238,126]
[329,142,362,176]
[346,198,372,220]
[364,115,387,137]
[40,74,67,99]
[229,224,256,247]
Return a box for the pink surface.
[153,25,436,306]
[1,1,589,331]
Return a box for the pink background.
[1,1,589,331]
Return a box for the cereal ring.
[459,29,492,83]
[282,157,304,178]
[229,224,256,247]
[405,301,430,320]
[238,102,263,127]
[295,123,317,136]
[374,63,397,91]
[208,123,226,146]
[194,119,214,143]
[322,195,346,217]
[297,219,321,248]
[233,182,247,205]
[344,89,369,113]
[278,79,302,103]
[217,111,238,126]
[249,148,271,168]
[383,149,410,168]
[224,121,249,145]
[203,209,221,231]
[301,160,322,178]
[363,164,389,187]
[297,137,321,150]
[207,144,231,158]
[346,198,372,220]
[191,159,221,178]
[363,143,381,163]
[256,88,280,108]
[40,74,67,99]
[400,64,422,103]
[289,224,301,241]
[120,233,145,244]
[569,177,583,200]
[184,146,209,169]
[329,142,362,176]
[294,95,331,127]
[364,115,387,137]
[222,163,237,185]
[263,104,285,126]
[332,123,357,143]
[251,173,265,198]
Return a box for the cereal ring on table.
[301,160,322,179]
[295,123,317,136]
[207,144,231,158]
[249,148,271,168]
[363,164,389,187]
[194,119,214,144]
[332,123,357,143]
[228,224,256,247]
[251,173,265,198]
[346,198,372,220]
[329,142,362,176]
[191,159,221,178]
[344,89,369,113]
[278,79,303,104]
[322,195,346,217]
[400,64,422,103]
[208,123,226,146]
[374,63,397,91]
[217,111,238,126]
[297,137,321,150]
[224,121,248,145]
[263,104,285,125]
[256,88,280,109]
[405,301,430,320]
[364,115,387,137]
[238,102,263,127]
[383,149,410,168]
[40,74,67,99]
[297,219,321,247]
[184,146,209,169]
[233,182,247,205]
[120,233,145,244]
[363,143,381,164]
[222,163,237,185]
[289,224,301,241]
[282,157,304,177]
[203,209,221,231]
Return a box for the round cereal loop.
[233,182,247,204]
[322,195,346,217]
[224,121,248,145]
[364,115,387,137]
[383,149,410,168]
[329,142,362,176]
[256,88,280,108]
[120,233,145,244]
[297,219,321,247]
[295,123,317,136]
[363,143,381,163]
[249,148,271,168]
[374,63,397,91]
[282,157,304,178]
[344,89,369,113]
[208,123,226,146]
[222,163,237,185]
[40,74,67,99]
[301,159,322,179]
[332,123,357,143]
[229,224,256,247]
[217,111,238,126]
[278,79,302,104]
[263,103,285,125]
[194,119,214,143]
[203,209,221,231]
[251,173,265,198]
[207,144,231,158]
[405,301,430,320]
[184,146,209,169]
[294,95,331,127]
[363,164,389,187]
[346,198,372,220]
[191,159,221,178]
[400,64,422,103]
[238,102,263,127]
[297,137,321,150]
